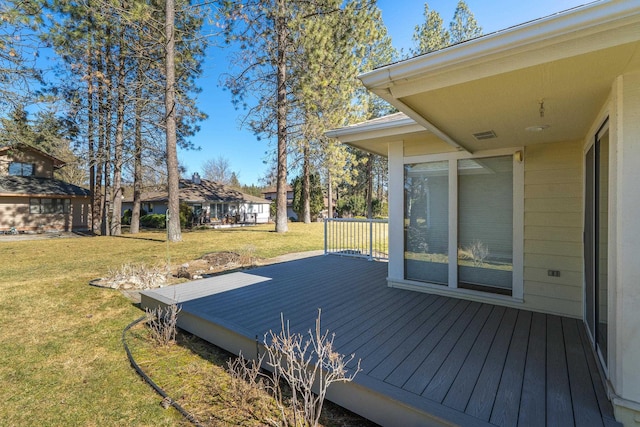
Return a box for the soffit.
[395,41,640,151]
[341,130,446,157]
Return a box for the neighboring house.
[0,144,91,232]
[261,185,297,220]
[327,1,640,425]
[122,173,271,225]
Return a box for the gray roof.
[125,178,270,205]
[0,176,91,197]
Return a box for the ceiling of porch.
[395,41,640,153]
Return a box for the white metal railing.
[324,218,388,261]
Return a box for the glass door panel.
[597,128,609,365]
[404,161,449,285]
[458,156,513,295]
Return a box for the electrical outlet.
[548,270,561,277]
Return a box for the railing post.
[324,218,328,256]
[368,218,373,261]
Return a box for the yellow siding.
[404,139,457,157]
[523,140,584,317]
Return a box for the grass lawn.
[0,223,327,426]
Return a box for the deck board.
[518,311,547,426]
[490,310,531,426]
[402,302,485,394]
[547,315,575,426]
[563,317,604,427]
[464,307,518,420]
[140,255,620,427]
[422,303,493,402]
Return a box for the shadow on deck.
[141,255,619,427]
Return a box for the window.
[405,161,449,284]
[29,198,70,214]
[404,153,521,297]
[457,157,513,294]
[9,162,34,176]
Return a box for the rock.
[176,266,192,279]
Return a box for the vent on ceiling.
[472,130,497,141]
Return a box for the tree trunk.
[87,40,97,234]
[130,63,143,234]
[302,142,311,223]
[102,30,113,236]
[275,0,288,233]
[95,75,104,234]
[110,26,126,236]
[165,0,182,242]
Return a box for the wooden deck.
[141,255,620,427]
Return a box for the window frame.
[9,162,35,177]
[29,198,71,214]
[402,148,524,301]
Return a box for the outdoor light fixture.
[514,150,524,162]
[525,124,551,132]
[525,99,551,132]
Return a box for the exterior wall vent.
[472,130,497,140]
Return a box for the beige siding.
[0,196,91,232]
[0,150,54,178]
[523,140,584,317]
[404,138,457,157]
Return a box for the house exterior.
[0,144,91,232]
[122,174,271,225]
[261,185,297,220]
[327,1,640,425]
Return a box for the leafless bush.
[104,263,168,290]
[238,245,257,266]
[460,240,490,266]
[228,310,361,427]
[145,303,181,347]
[227,351,268,408]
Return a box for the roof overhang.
[349,0,640,154]
[325,113,434,156]
[0,143,66,168]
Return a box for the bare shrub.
[460,240,489,266]
[104,263,168,290]
[145,303,181,347]
[228,309,361,427]
[238,245,257,266]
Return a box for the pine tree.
[411,3,449,56]
[449,0,482,44]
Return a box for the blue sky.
[181,0,592,186]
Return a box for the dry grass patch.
[0,223,376,426]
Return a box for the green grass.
[0,223,325,426]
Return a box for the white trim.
[361,0,640,93]
[388,142,405,281]
[324,113,422,140]
[405,147,518,164]
[403,148,524,302]
[512,154,525,300]
[388,278,524,305]
[448,160,458,288]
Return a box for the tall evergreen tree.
[43,0,207,236]
[411,3,449,56]
[221,0,383,230]
[449,0,482,44]
[0,1,43,113]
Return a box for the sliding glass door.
[404,154,516,296]
[458,156,514,294]
[584,120,609,366]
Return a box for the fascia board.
[360,0,640,94]
[325,117,425,142]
